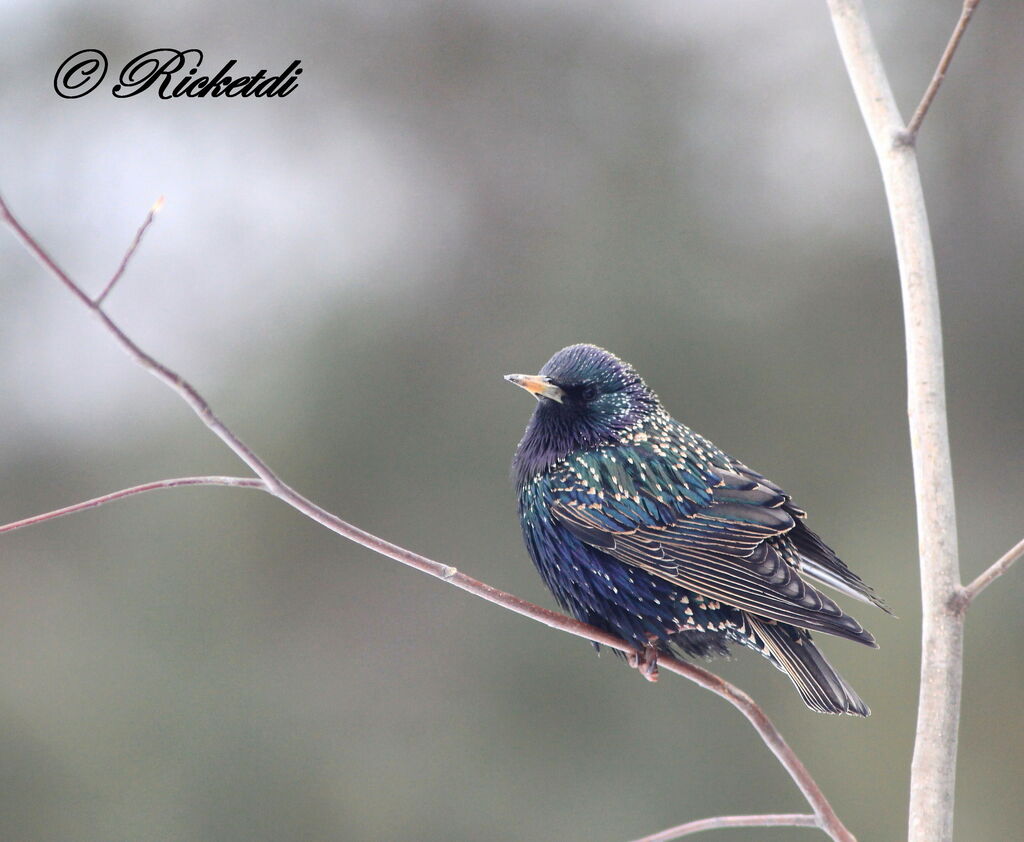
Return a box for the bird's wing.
[551,467,876,645]
[725,460,892,613]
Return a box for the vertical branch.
[825,2,963,841]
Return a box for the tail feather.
[746,615,870,716]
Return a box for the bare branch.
[901,0,984,145]
[0,194,93,310]
[0,194,283,488]
[0,476,265,535]
[826,3,962,840]
[0,193,857,842]
[628,813,817,842]
[3,480,856,841]
[95,196,164,305]
[955,535,1024,610]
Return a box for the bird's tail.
[746,616,870,716]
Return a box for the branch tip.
[96,200,163,304]
[0,476,265,535]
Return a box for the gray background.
[1,1,1022,839]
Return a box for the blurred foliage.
[1,1,1022,840]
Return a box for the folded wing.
[551,467,876,646]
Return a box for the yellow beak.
[504,373,565,403]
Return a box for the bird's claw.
[627,640,659,682]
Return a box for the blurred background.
[1,1,1021,839]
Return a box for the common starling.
[506,344,887,715]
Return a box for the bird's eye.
[580,384,599,402]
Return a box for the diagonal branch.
[0,193,856,842]
[0,194,283,489]
[1,480,853,842]
[955,535,1024,610]
[901,0,984,144]
[627,813,818,842]
[95,196,164,305]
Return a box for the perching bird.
[506,344,888,715]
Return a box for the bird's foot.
[627,639,660,682]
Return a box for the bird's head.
[507,344,661,480]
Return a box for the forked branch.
[826,1,973,840]
[956,536,1024,611]
[0,192,857,840]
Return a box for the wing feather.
[551,478,876,646]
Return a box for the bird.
[506,343,888,716]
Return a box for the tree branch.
[0,193,857,841]
[96,196,163,305]
[901,0,983,144]
[628,813,817,842]
[0,194,284,490]
[0,476,266,535]
[0,478,855,841]
[955,535,1024,610]
[826,3,962,840]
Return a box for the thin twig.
[0,476,265,535]
[0,193,282,489]
[0,193,856,842]
[955,535,1024,610]
[900,0,983,145]
[628,813,818,842]
[827,3,962,841]
[95,196,164,305]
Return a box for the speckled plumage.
[507,344,887,716]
